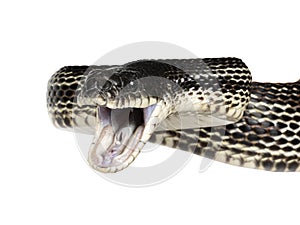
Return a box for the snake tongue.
[87,105,157,173]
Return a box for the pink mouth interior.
[88,104,156,171]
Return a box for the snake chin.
[87,103,159,173]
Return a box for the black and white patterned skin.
[151,80,300,172]
[47,58,300,172]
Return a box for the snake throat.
[88,104,160,173]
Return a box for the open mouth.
[88,104,157,173]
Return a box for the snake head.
[79,60,190,108]
[83,61,183,172]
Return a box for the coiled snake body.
[47,58,300,172]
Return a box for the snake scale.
[47,58,300,172]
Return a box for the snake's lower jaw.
[87,103,160,173]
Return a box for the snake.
[47,58,300,173]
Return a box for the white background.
[1,0,300,224]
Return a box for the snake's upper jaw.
[87,103,161,173]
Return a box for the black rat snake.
[47,58,300,172]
